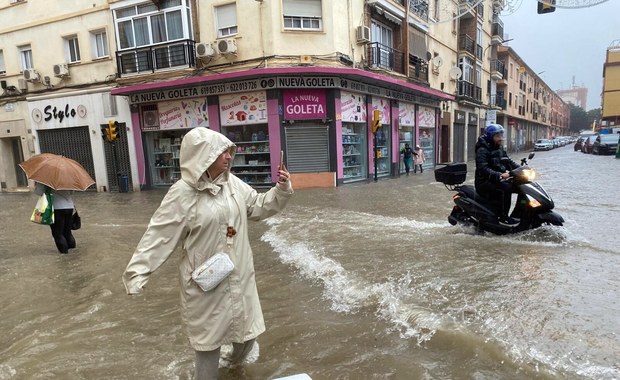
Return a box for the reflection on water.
[1,148,619,379]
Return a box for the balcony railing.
[408,55,429,82]
[459,34,475,56]
[367,42,405,74]
[457,80,482,103]
[490,59,505,79]
[492,15,504,39]
[116,39,197,76]
[409,0,429,21]
[489,94,507,109]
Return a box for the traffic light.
[371,110,382,134]
[101,125,112,142]
[108,120,119,141]
[537,0,555,14]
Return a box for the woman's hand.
[276,165,292,191]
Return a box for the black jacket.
[474,136,520,193]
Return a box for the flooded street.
[1,146,619,380]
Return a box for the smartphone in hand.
[279,150,284,170]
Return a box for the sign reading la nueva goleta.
[127,76,438,106]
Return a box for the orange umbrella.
[19,153,95,191]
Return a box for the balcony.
[492,15,504,44]
[409,0,429,21]
[116,39,196,77]
[490,59,505,80]
[408,55,429,83]
[457,80,482,103]
[489,94,507,109]
[458,0,477,19]
[367,42,405,74]
[459,34,475,57]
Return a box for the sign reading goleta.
[128,76,437,105]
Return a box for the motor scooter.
[435,153,564,235]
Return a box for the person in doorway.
[400,143,414,176]
[34,182,76,254]
[413,145,425,173]
[122,127,293,380]
[474,124,521,226]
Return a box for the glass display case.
[223,124,272,187]
[147,130,185,186]
[375,125,391,177]
[342,123,367,183]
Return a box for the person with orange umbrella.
[20,153,95,254]
[33,182,76,254]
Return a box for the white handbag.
[191,253,234,292]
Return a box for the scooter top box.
[435,162,467,185]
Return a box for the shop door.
[453,124,465,162]
[101,123,132,192]
[440,125,450,163]
[284,125,329,172]
[37,126,96,190]
[467,125,478,162]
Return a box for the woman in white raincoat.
[122,127,293,379]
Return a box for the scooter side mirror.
[528,153,535,160]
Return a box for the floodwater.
[1,146,619,380]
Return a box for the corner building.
[110,0,453,189]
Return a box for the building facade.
[0,0,568,192]
[601,41,620,126]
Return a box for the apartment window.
[91,29,109,58]
[0,50,5,75]
[509,63,513,78]
[509,92,512,106]
[283,0,322,31]
[64,35,81,63]
[19,45,33,70]
[371,20,394,70]
[433,0,439,20]
[115,0,187,49]
[216,3,237,38]
[459,56,474,83]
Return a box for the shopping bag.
[31,191,54,225]
[71,210,81,230]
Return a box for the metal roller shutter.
[285,124,329,173]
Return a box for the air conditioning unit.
[53,63,70,77]
[356,26,371,44]
[196,42,215,58]
[143,110,160,128]
[23,69,40,82]
[216,39,237,55]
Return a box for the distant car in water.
[535,139,554,151]
[592,134,619,155]
[581,136,595,154]
[575,133,598,151]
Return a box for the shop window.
[342,123,367,182]
[223,124,272,187]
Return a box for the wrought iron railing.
[409,0,429,21]
[457,81,482,102]
[490,59,505,77]
[367,42,405,74]
[408,55,429,82]
[489,94,507,109]
[492,15,504,39]
[459,34,475,56]
[116,39,197,76]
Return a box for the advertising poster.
[417,105,435,128]
[371,97,390,123]
[159,98,209,130]
[219,91,267,126]
[341,91,367,122]
[283,89,327,120]
[399,102,416,126]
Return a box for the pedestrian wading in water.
[122,127,293,380]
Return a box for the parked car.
[592,134,619,155]
[535,139,554,151]
[581,136,595,154]
[574,136,585,151]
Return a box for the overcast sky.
[500,0,620,111]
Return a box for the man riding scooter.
[474,124,521,226]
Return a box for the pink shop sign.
[283,89,327,120]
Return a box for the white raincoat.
[122,127,293,351]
